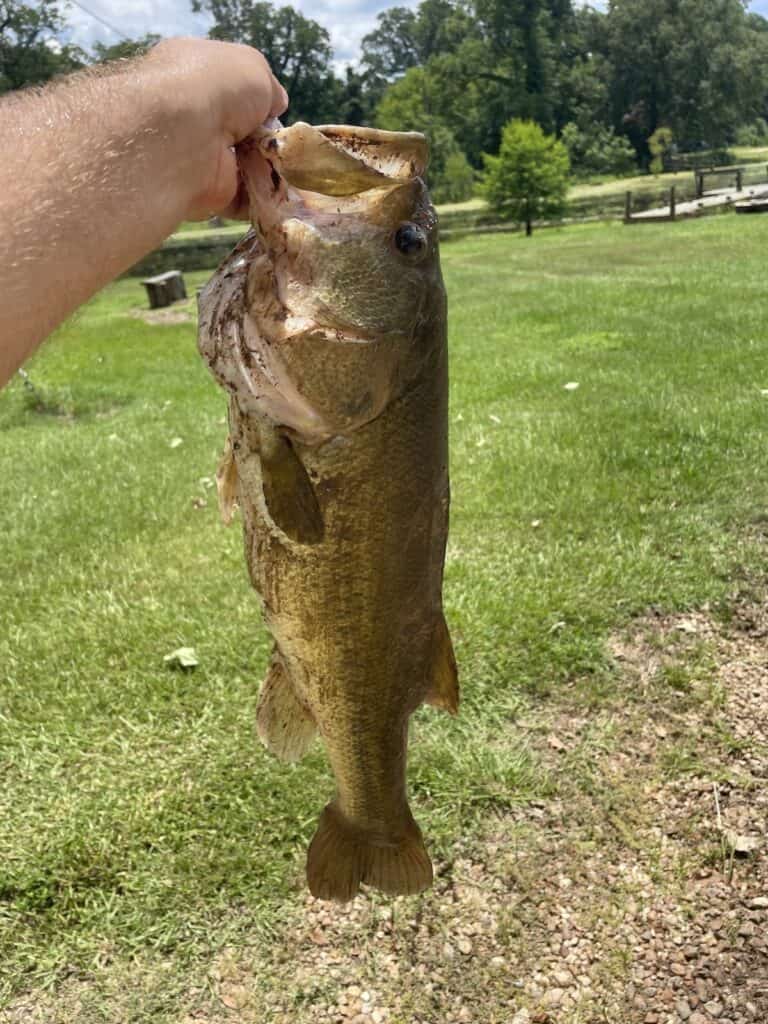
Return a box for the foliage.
[438,147,476,203]
[561,121,635,177]
[734,118,768,147]
[0,0,84,93]
[368,0,768,172]
[376,66,475,202]
[369,0,582,167]
[329,65,377,126]
[482,118,569,234]
[4,0,766,182]
[603,0,768,159]
[648,126,674,176]
[91,35,160,63]
[192,0,337,123]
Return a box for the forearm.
[0,61,208,385]
[0,39,285,389]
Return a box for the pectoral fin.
[216,437,240,526]
[424,613,459,715]
[259,427,324,544]
[256,652,317,762]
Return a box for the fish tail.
[306,801,433,902]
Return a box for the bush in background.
[561,122,637,177]
[483,119,570,236]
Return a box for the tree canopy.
[192,0,338,123]
[362,0,768,172]
[0,0,84,93]
[2,0,767,187]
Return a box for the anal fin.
[256,653,317,762]
[424,613,459,715]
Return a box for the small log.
[141,270,187,309]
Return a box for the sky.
[60,0,768,66]
[60,0,416,66]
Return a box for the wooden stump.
[141,270,187,309]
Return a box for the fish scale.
[198,121,458,902]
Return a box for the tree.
[561,121,635,177]
[330,65,376,127]
[368,0,582,167]
[92,35,160,63]
[603,0,768,158]
[192,0,337,123]
[361,0,462,80]
[0,0,84,93]
[482,119,569,235]
[375,65,475,202]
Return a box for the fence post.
[736,168,743,192]
[669,185,676,221]
[624,190,632,223]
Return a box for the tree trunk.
[525,218,533,237]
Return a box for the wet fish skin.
[198,123,457,902]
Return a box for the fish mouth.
[251,121,428,197]
[199,123,435,442]
[237,121,432,345]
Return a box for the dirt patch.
[194,605,767,1024]
[1,604,765,1024]
[129,300,196,325]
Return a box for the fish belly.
[231,354,455,900]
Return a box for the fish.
[197,121,457,902]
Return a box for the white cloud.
[58,0,768,65]
[59,0,418,63]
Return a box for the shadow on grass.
[0,373,131,430]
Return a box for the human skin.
[0,37,288,389]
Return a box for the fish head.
[229,122,446,440]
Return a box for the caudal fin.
[306,801,433,902]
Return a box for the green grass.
[2,215,768,1014]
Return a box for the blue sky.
[61,0,410,65]
[61,0,768,65]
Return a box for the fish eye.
[394,223,427,259]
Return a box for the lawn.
[1,215,768,1019]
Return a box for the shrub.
[482,119,570,236]
[561,122,637,177]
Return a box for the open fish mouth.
[251,121,428,197]
[199,121,439,443]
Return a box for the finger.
[270,75,289,117]
[220,45,287,142]
[219,167,251,220]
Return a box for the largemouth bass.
[197,122,457,902]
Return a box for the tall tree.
[361,0,462,80]
[604,0,768,157]
[0,0,84,93]
[369,0,581,165]
[192,0,337,123]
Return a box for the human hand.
[145,37,288,221]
